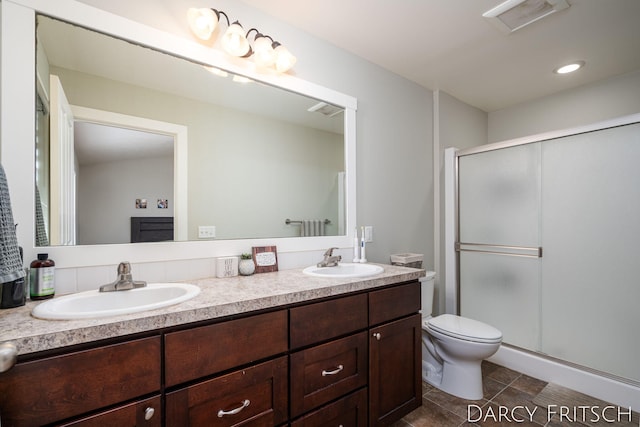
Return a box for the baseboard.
[488,345,640,409]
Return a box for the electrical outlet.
[364,226,373,242]
[198,225,216,239]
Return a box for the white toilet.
[420,272,502,400]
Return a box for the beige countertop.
[0,264,424,356]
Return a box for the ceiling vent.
[308,102,344,117]
[483,0,570,34]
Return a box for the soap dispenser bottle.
[30,253,55,300]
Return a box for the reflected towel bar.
[285,218,331,225]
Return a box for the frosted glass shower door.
[541,123,640,382]
[458,143,542,350]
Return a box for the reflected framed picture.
[157,199,168,209]
[135,198,147,209]
[252,246,278,273]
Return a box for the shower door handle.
[455,242,542,258]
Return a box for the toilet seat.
[426,314,502,344]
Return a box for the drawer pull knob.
[373,332,381,340]
[321,364,344,376]
[144,407,155,421]
[218,399,250,418]
[0,342,17,373]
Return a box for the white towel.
[0,164,25,283]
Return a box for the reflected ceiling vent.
[483,0,570,34]
[308,102,344,118]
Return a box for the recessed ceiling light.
[554,61,585,74]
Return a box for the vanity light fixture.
[187,7,297,73]
[554,61,585,74]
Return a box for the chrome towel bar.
[455,242,542,258]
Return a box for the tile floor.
[393,361,639,427]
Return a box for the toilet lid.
[427,314,502,344]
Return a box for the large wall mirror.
[1,0,357,267]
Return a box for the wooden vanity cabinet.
[289,294,368,421]
[0,277,422,427]
[164,310,288,387]
[164,310,289,426]
[56,395,161,427]
[165,356,288,426]
[368,282,422,427]
[289,281,422,427]
[0,336,161,427]
[290,388,368,427]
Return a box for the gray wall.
[435,91,487,314]
[76,0,435,266]
[489,70,640,142]
[77,155,173,245]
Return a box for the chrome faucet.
[99,262,147,292]
[317,247,342,267]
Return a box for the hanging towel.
[35,185,49,247]
[0,164,25,283]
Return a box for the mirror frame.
[1,0,357,268]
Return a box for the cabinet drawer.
[290,331,367,417]
[369,281,421,326]
[165,310,288,386]
[290,293,367,349]
[291,388,367,427]
[0,336,161,427]
[166,356,288,427]
[56,395,161,427]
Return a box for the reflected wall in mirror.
[35,15,345,246]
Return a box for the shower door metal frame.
[451,111,640,385]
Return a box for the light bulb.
[222,22,251,57]
[187,8,218,40]
[252,35,275,67]
[273,43,296,73]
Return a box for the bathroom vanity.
[0,265,423,426]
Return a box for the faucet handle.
[117,262,131,275]
[323,247,339,257]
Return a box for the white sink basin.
[303,263,384,278]
[31,283,201,320]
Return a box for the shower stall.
[452,114,640,393]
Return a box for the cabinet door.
[290,331,367,417]
[291,388,367,427]
[56,395,161,427]
[166,356,288,427]
[0,336,161,427]
[369,314,421,427]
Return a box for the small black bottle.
[30,253,55,300]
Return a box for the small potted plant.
[239,253,255,276]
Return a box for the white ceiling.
[75,122,174,166]
[238,0,640,112]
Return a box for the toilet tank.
[419,271,436,318]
